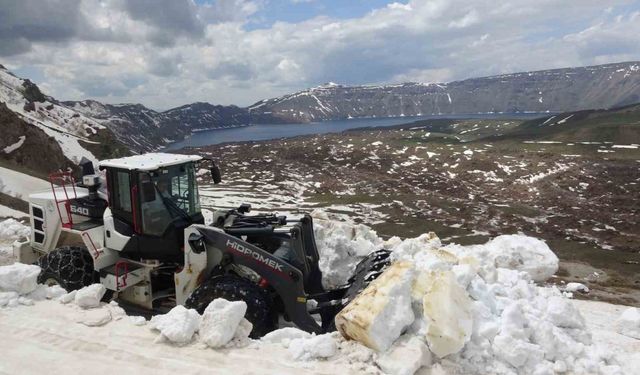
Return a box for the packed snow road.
[0,300,363,375]
[0,298,636,375]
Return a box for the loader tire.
[185,275,276,338]
[37,246,96,292]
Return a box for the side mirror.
[141,181,156,203]
[211,164,222,184]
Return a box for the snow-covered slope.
[0,166,49,201]
[65,100,164,152]
[65,100,285,152]
[0,66,127,164]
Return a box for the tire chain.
[185,275,276,338]
[37,246,95,291]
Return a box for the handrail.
[81,232,101,259]
[114,261,128,289]
[48,171,78,229]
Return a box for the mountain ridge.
[3,61,640,153]
[248,61,640,123]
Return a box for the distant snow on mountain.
[65,101,285,152]
[2,61,640,154]
[249,62,640,123]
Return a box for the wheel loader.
[13,153,391,336]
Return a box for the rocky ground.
[188,119,640,306]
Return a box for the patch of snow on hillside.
[516,163,571,184]
[555,114,574,125]
[0,68,100,163]
[3,136,26,154]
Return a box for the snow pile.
[442,234,559,282]
[0,263,66,307]
[289,333,338,360]
[375,336,431,375]
[615,307,640,339]
[200,298,251,348]
[75,306,113,327]
[148,298,253,348]
[261,327,337,361]
[565,282,590,293]
[336,230,621,375]
[312,210,384,288]
[0,263,40,294]
[74,284,106,309]
[150,305,201,345]
[0,218,30,244]
[59,290,77,304]
[262,327,312,345]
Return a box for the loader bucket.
[312,249,393,332]
[342,249,393,304]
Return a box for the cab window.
[112,171,131,213]
[139,164,201,237]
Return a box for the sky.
[1,0,639,110]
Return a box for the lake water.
[166,113,546,150]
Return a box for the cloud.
[0,0,83,55]
[1,0,639,109]
[122,0,202,34]
[448,10,479,29]
[199,0,263,24]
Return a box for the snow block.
[615,307,640,339]
[565,282,589,293]
[59,290,77,304]
[335,261,415,352]
[313,212,385,288]
[76,308,112,327]
[225,318,253,348]
[289,333,337,361]
[150,305,201,344]
[0,218,30,241]
[0,263,41,294]
[420,270,473,358]
[486,235,558,282]
[545,296,585,329]
[199,298,247,348]
[261,327,312,347]
[0,291,19,307]
[74,284,106,309]
[46,285,66,300]
[375,335,431,375]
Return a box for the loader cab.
[99,153,218,263]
